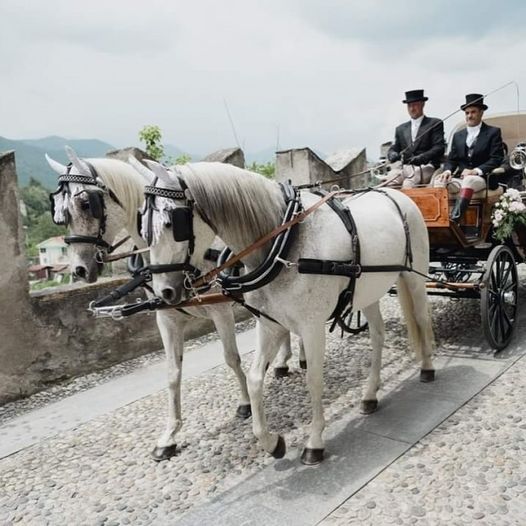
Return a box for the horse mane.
[177,162,285,247]
[86,158,145,228]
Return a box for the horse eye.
[80,201,90,211]
[166,222,172,228]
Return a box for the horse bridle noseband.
[50,162,126,255]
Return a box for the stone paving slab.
[0,328,256,459]
[171,353,520,526]
[175,429,408,526]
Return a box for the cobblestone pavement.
[0,285,525,525]
[320,353,526,526]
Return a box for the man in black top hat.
[387,89,445,187]
[433,93,504,222]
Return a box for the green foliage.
[246,161,275,179]
[165,153,192,166]
[20,178,65,257]
[139,125,164,161]
[174,154,192,165]
[30,277,70,291]
[493,214,526,242]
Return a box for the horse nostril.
[74,266,87,279]
[161,288,175,302]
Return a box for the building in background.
[36,236,69,267]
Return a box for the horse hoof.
[301,448,324,465]
[274,366,289,378]
[299,360,307,370]
[420,369,435,383]
[271,435,286,459]
[360,399,378,415]
[236,404,252,419]
[151,444,178,462]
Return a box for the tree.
[139,125,164,161]
[247,161,275,179]
[20,178,65,257]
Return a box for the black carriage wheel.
[337,309,368,335]
[480,245,518,351]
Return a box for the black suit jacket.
[387,116,445,167]
[444,122,504,189]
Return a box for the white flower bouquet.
[491,188,526,242]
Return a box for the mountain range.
[0,135,281,189]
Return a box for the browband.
[144,186,186,200]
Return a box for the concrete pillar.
[0,151,40,400]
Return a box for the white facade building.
[36,236,69,267]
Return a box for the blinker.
[87,191,104,219]
[170,207,193,242]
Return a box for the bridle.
[49,162,129,257]
[141,176,205,290]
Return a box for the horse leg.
[247,321,288,457]
[152,310,185,461]
[274,334,307,376]
[398,273,436,382]
[208,306,251,418]
[299,323,326,465]
[273,332,292,378]
[360,302,384,415]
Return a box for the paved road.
[0,289,525,525]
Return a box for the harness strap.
[192,189,340,289]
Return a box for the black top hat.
[402,89,428,104]
[461,93,488,111]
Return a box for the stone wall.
[0,151,248,405]
[275,147,369,189]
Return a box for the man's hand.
[461,168,478,177]
[387,151,401,163]
[407,154,425,166]
[434,170,452,185]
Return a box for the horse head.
[46,146,128,283]
[136,160,215,304]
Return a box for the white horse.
[46,148,300,461]
[140,160,435,465]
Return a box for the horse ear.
[128,156,155,185]
[45,154,67,175]
[144,160,173,186]
[65,145,92,177]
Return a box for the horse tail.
[396,273,423,362]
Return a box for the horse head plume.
[144,160,175,187]
[45,153,67,175]
[128,156,155,186]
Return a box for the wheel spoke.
[501,262,512,289]
[501,307,512,335]
[490,267,498,292]
[490,303,500,336]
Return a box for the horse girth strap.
[191,190,341,289]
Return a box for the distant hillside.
[0,136,115,189]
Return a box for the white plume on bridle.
[52,190,70,224]
[141,194,180,246]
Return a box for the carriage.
[49,110,526,464]
[397,112,526,351]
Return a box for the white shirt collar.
[466,123,482,135]
[411,115,425,126]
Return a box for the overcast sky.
[1,0,525,159]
